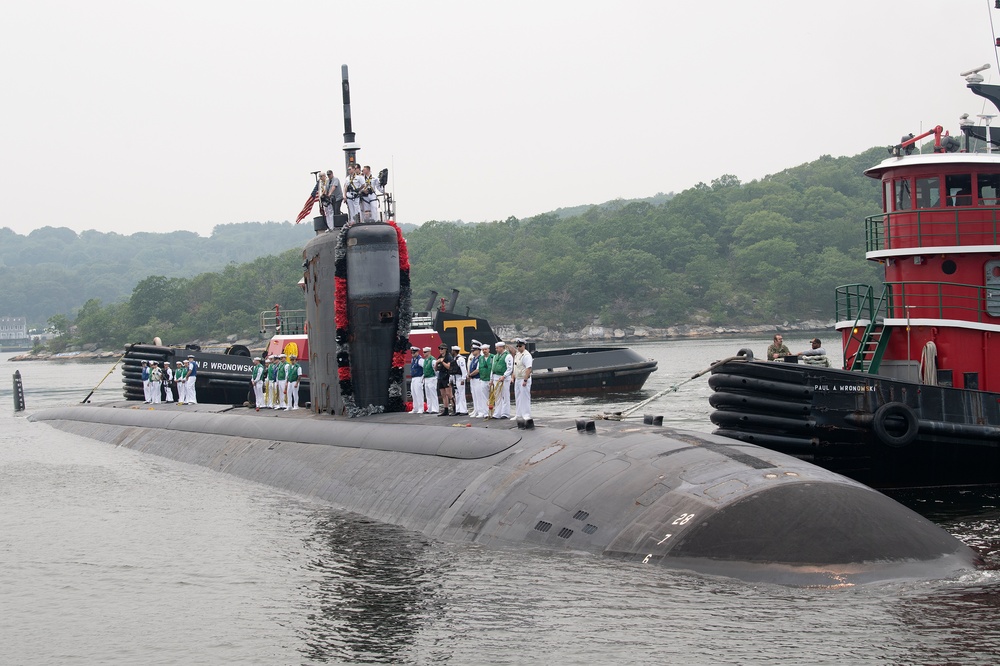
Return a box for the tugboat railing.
[865,206,1000,252]
[839,281,994,323]
[259,309,307,335]
[884,281,995,322]
[836,284,890,372]
[836,280,996,372]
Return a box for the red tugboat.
[709,63,1000,489]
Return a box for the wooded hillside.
[23,146,891,350]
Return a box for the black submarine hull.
[30,403,979,586]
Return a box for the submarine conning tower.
[304,220,410,417]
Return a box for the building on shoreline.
[0,316,27,340]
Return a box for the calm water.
[3,337,1000,665]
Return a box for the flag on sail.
[294,183,320,224]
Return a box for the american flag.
[294,183,320,224]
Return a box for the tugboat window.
[895,179,912,210]
[915,176,940,209]
[977,173,1000,206]
[941,259,957,275]
[884,181,893,212]
[946,174,973,206]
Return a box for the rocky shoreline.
[7,320,834,363]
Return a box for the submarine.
[28,65,980,587]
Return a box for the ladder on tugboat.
[840,285,892,373]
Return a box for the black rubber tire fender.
[872,401,919,447]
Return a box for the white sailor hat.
[163,361,171,365]
[495,341,506,347]
[480,343,490,350]
[289,354,296,359]
[451,345,460,351]
[422,346,431,352]
[187,354,195,358]
[410,345,420,351]
[151,360,158,365]
[515,338,526,346]
[141,360,148,364]
[279,353,286,358]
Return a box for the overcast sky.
[2,1,998,237]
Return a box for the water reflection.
[297,511,449,664]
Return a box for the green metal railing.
[836,281,998,372]
[865,206,1000,252]
[838,281,994,322]
[836,284,891,372]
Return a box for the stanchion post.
[13,370,26,412]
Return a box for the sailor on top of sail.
[345,164,364,222]
[360,165,382,222]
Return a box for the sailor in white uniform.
[421,347,439,414]
[467,345,484,417]
[150,361,162,404]
[360,165,382,222]
[162,361,174,402]
[451,344,469,415]
[489,341,513,419]
[409,346,425,413]
[185,354,198,404]
[513,338,533,420]
[345,164,364,223]
[251,357,265,411]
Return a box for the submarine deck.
[41,401,545,460]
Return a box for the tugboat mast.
[341,64,359,174]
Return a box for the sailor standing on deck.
[251,357,265,411]
[409,346,425,413]
[175,360,187,403]
[275,353,289,410]
[452,345,469,415]
[490,341,513,419]
[513,338,533,420]
[141,360,151,403]
[287,354,302,410]
[162,361,174,403]
[150,361,162,404]
[467,345,483,417]
[185,354,198,404]
[421,347,439,415]
[477,343,492,419]
[269,355,281,408]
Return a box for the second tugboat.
[710,43,1000,488]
